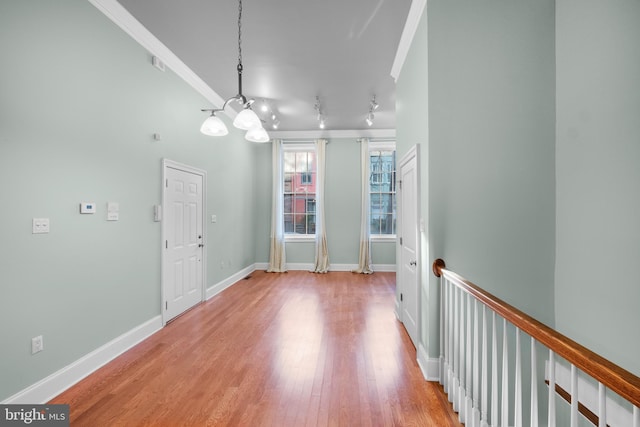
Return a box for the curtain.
[267,139,287,273]
[313,138,330,273]
[353,138,373,274]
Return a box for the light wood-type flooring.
[50,270,461,426]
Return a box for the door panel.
[164,165,204,322]
[399,148,419,348]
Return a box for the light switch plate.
[80,202,96,214]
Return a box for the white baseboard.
[2,316,163,405]
[417,343,440,381]
[206,264,256,300]
[2,265,260,405]
[372,264,396,272]
[253,262,396,273]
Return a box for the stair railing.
[433,258,640,427]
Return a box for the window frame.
[282,143,317,242]
[368,140,397,241]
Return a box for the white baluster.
[491,312,499,426]
[548,351,556,427]
[473,299,480,427]
[501,319,509,427]
[598,383,606,427]
[570,364,578,427]
[514,328,522,427]
[633,405,639,427]
[459,288,466,422]
[453,286,459,410]
[481,306,488,426]
[440,275,445,387]
[466,293,473,424]
[451,282,456,396]
[530,337,538,427]
[442,279,449,390]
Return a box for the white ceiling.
[116,0,412,132]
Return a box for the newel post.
[433,258,446,277]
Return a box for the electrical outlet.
[32,218,50,234]
[31,335,43,354]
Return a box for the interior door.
[399,146,420,348]
[163,162,205,323]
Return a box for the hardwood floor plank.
[50,270,461,426]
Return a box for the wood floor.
[50,270,461,426]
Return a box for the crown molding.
[87,0,236,118]
[269,129,396,140]
[390,0,427,82]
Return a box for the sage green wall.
[395,6,431,353]
[253,138,396,267]
[0,0,259,401]
[555,0,640,375]
[397,0,557,359]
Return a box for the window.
[283,146,316,236]
[369,143,396,236]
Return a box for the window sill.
[371,235,397,242]
[285,235,315,243]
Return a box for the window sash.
[283,145,316,237]
[369,143,396,236]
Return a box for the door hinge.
[165,240,168,249]
[165,301,168,310]
[400,293,403,302]
[399,180,402,189]
[400,237,403,245]
[166,179,168,188]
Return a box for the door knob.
[410,260,417,266]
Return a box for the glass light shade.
[200,115,228,136]
[245,125,270,143]
[233,108,261,130]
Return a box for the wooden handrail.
[432,258,640,409]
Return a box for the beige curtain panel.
[267,139,287,273]
[313,138,330,273]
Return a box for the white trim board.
[269,129,396,140]
[87,0,234,117]
[2,316,162,404]
[253,263,396,273]
[390,0,427,82]
[206,264,256,300]
[417,343,440,381]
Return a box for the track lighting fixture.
[199,0,268,142]
[365,112,374,127]
[315,96,326,130]
[365,95,378,127]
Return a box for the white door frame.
[397,144,421,348]
[161,158,207,325]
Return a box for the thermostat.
[80,202,96,214]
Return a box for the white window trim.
[369,140,397,238]
[283,142,317,240]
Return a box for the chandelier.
[200,0,269,143]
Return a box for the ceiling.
[116,0,412,133]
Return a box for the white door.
[398,146,420,348]
[162,161,205,323]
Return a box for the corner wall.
[0,0,259,400]
[396,0,557,360]
[555,0,640,375]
